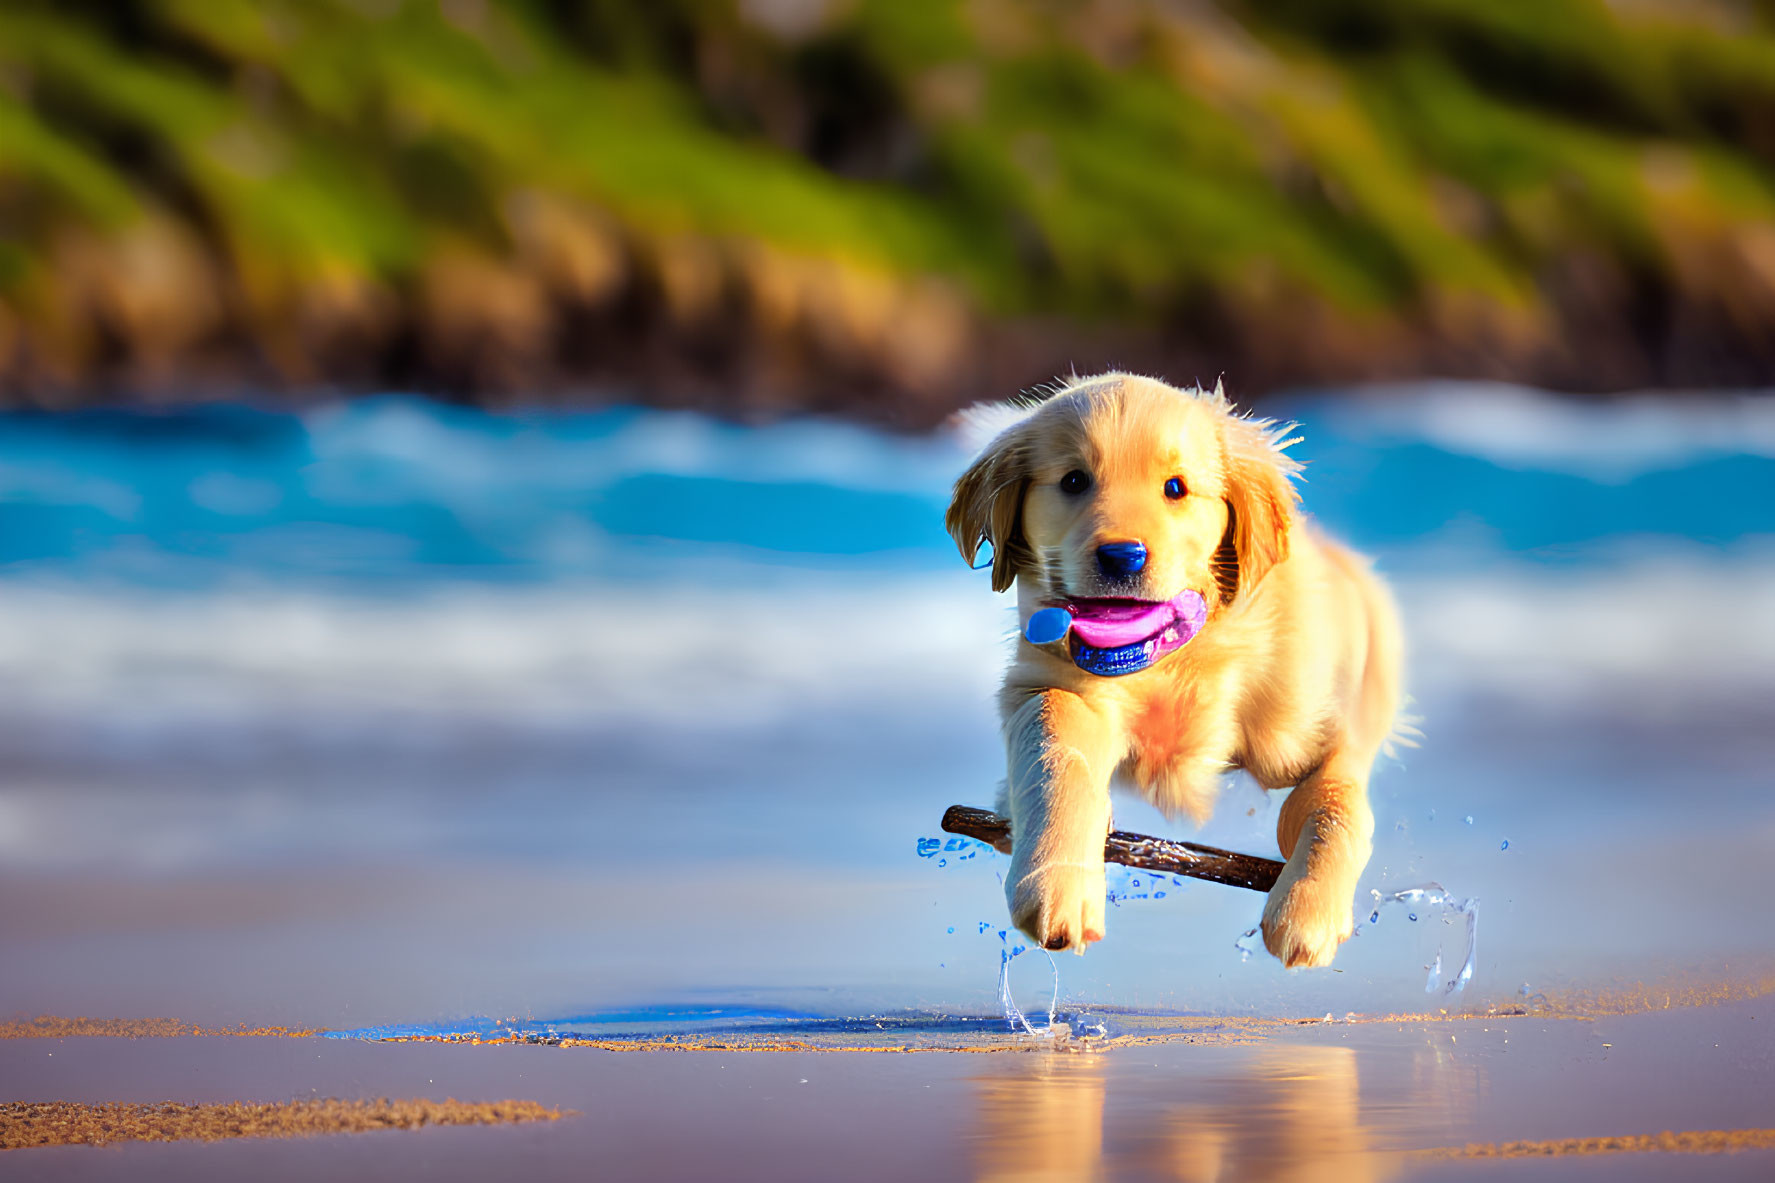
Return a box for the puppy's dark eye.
[1059,470,1091,495]
[1164,476,1187,500]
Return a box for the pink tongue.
[1068,599,1179,648]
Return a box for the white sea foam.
[1396,549,1775,708]
[1332,381,1775,479]
[0,547,1766,917]
[0,573,1009,740]
[0,549,1766,746]
[304,399,973,500]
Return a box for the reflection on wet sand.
[975,1057,1107,1183]
[1158,1048,1389,1183]
[973,1044,1476,1183]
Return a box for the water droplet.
[1500,839,1510,851]
[1464,815,1474,826]
[1368,882,1479,996]
[1408,912,1418,922]
[946,927,954,934]
[938,858,947,867]
[1154,891,1166,899]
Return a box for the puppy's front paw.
[1007,861,1106,953]
[1261,867,1354,969]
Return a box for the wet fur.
[947,373,1403,967]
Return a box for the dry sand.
[1418,1128,1775,1160]
[0,1017,315,1040]
[2,1098,563,1150]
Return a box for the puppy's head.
[947,373,1301,611]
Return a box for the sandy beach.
[5,986,1773,1180]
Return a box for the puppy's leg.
[1002,690,1120,953]
[1261,749,1375,968]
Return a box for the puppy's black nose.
[1096,540,1147,579]
[1044,934,1070,951]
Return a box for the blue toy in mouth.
[1022,591,1209,677]
[1070,635,1169,676]
[1024,607,1074,645]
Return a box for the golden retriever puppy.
[947,372,1402,967]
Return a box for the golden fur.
[947,372,1403,968]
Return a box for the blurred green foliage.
[5,0,1775,402]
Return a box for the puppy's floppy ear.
[1219,410,1302,598]
[947,422,1033,593]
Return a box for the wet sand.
[4,994,1771,1181]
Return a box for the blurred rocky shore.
[6,0,1775,425]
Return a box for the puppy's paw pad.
[1009,862,1106,954]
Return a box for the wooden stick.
[940,805,1283,893]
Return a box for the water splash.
[1234,925,1263,962]
[916,835,991,862]
[1062,1012,1112,1038]
[996,931,1060,1036]
[1359,883,1479,995]
[1105,864,1186,906]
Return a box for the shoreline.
[6,968,1769,1054]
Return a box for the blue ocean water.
[1,389,1770,581]
[0,384,1770,1031]
[0,400,958,582]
